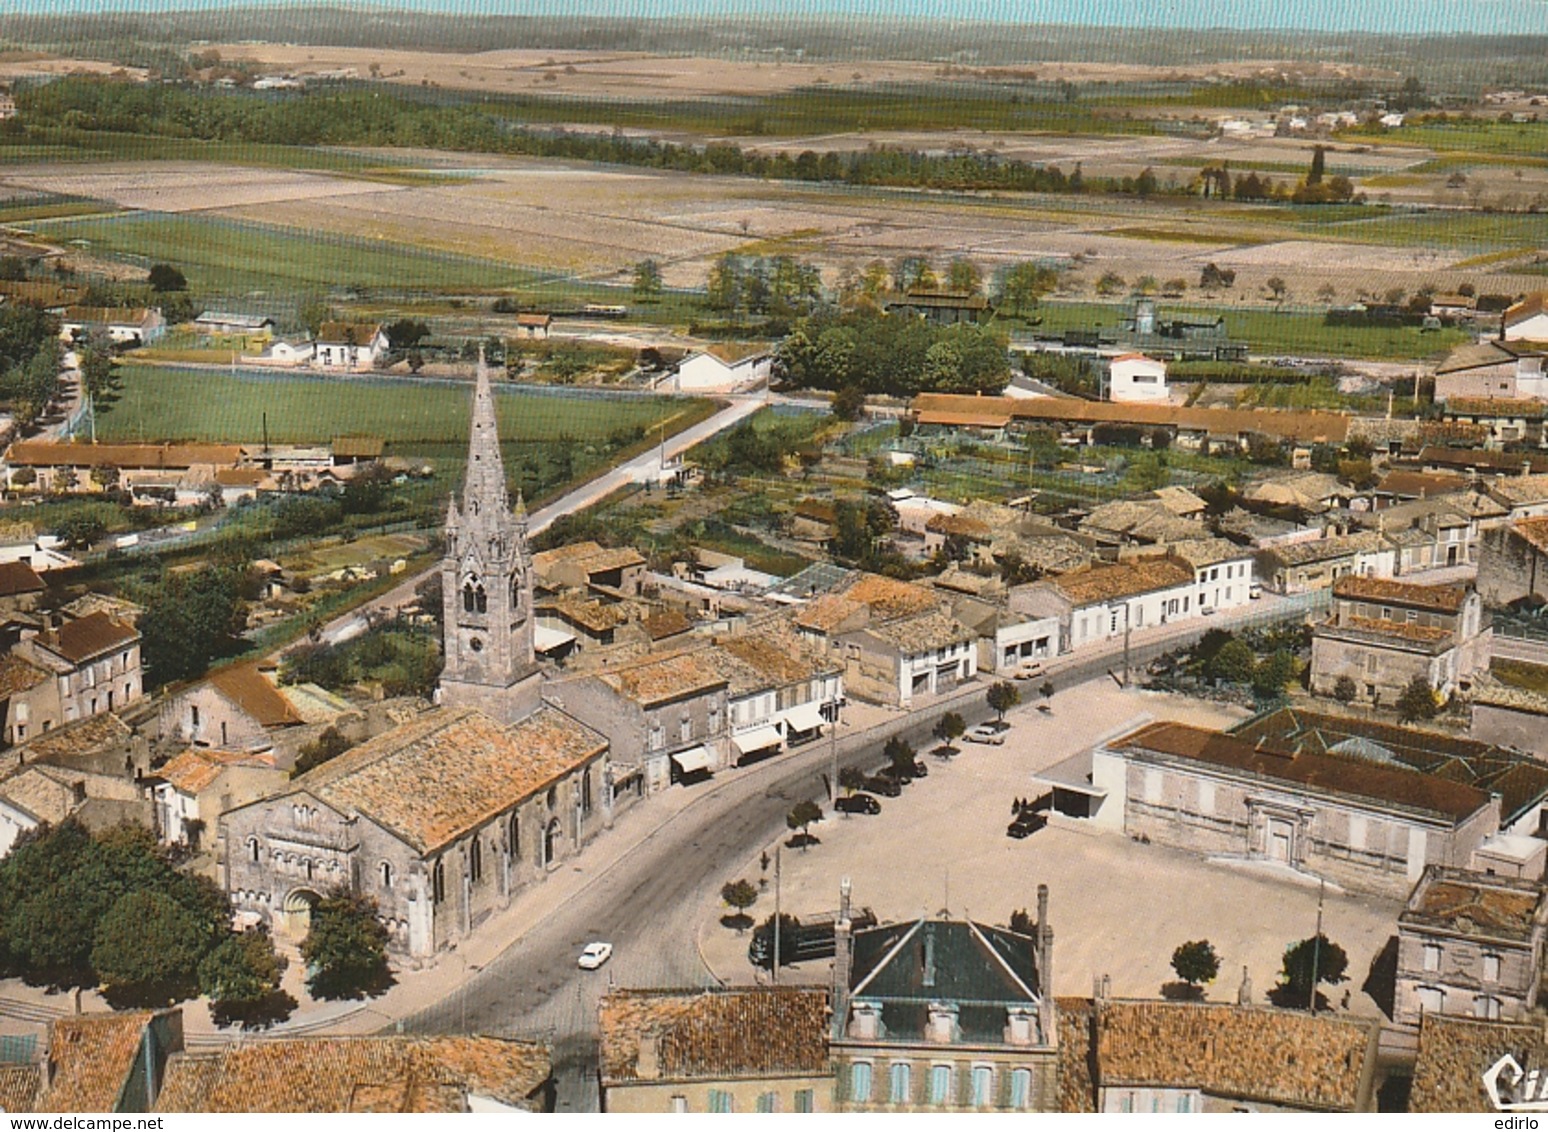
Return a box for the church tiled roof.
[295,705,605,854]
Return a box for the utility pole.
[772,844,782,985]
[828,707,838,803]
[1309,878,1325,1015]
[1122,602,1132,688]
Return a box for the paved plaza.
[698,680,1404,1018]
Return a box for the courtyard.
[698,677,1405,1018]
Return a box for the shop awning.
[671,746,715,774]
[533,625,576,652]
[781,701,827,733]
[732,725,783,755]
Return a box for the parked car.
[578,941,614,969]
[1011,661,1046,681]
[1007,814,1047,839]
[877,764,913,785]
[1249,583,1263,600]
[965,724,1007,745]
[909,759,929,777]
[864,775,903,797]
[836,793,882,815]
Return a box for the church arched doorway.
[279,888,322,940]
[543,818,561,869]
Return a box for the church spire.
[458,347,511,523]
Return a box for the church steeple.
[438,350,541,723]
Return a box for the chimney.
[1036,884,1054,999]
[635,1030,661,1080]
[832,878,854,1037]
[922,923,936,988]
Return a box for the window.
[581,771,593,816]
[680,715,692,742]
[470,837,483,884]
[508,812,520,859]
[929,1064,952,1106]
[1475,995,1503,1021]
[380,861,393,888]
[794,1090,814,1113]
[1177,1093,1195,1113]
[708,1089,733,1113]
[190,705,200,728]
[851,1062,874,1103]
[890,1062,911,1104]
[1484,953,1501,982]
[432,859,446,903]
[649,720,664,750]
[670,1095,688,1114]
[248,838,260,863]
[755,1092,778,1113]
[1010,1068,1032,1110]
[971,1066,993,1107]
[1418,986,1444,1014]
[1423,943,1442,972]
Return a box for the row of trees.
[0,304,61,428]
[1166,935,1348,1008]
[775,308,1010,397]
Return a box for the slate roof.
[849,919,1042,1046]
[598,651,726,707]
[35,1012,151,1113]
[1090,1000,1376,1112]
[1053,556,1194,606]
[1401,866,1548,944]
[32,611,137,663]
[1232,707,1548,826]
[1409,1013,1548,1112]
[208,663,304,728]
[1332,575,1468,614]
[1110,720,1491,824]
[155,1036,552,1112]
[292,705,607,855]
[599,988,830,1084]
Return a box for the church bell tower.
[438,351,542,723]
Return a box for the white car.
[578,941,614,970]
[964,724,1007,745]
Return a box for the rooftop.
[1400,866,1548,944]
[61,306,154,326]
[1409,1013,1548,1112]
[291,705,606,854]
[713,631,835,693]
[0,560,44,598]
[1510,515,1548,555]
[17,712,133,766]
[7,441,243,469]
[0,652,49,697]
[856,608,976,654]
[32,611,138,664]
[1259,532,1386,568]
[35,1012,153,1113]
[210,663,305,729]
[597,650,726,707]
[316,321,383,345]
[1489,473,1548,508]
[1446,397,1548,420]
[1331,575,1469,614]
[158,747,276,796]
[1375,470,1470,499]
[599,988,829,1084]
[156,1035,552,1112]
[1053,556,1194,606]
[1089,1000,1376,1112]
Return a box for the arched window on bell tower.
[475,584,487,613]
[463,580,476,613]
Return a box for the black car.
[1007,813,1048,839]
[864,776,903,798]
[877,764,914,785]
[837,793,882,815]
[909,759,928,778]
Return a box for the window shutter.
[997,1063,1013,1110]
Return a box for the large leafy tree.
[301,890,393,1001]
[92,890,209,1001]
[1398,676,1440,721]
[199,930,294,1028]
[786,800,823,850]
[987,681,1021,721]
[1280,934,1349,1008]
[133,558,248,687]
[1171,940,1221,994]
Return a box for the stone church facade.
[220,359,612,961]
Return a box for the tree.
[292,725,352,778]
[300,890,392,1000]
[1333,675,1358,704]
[932,711,966,748]
[198,929,293,1028]
[77,341,120,401]
[1280,933,1349,1008]
[54,513,106,550]
[135,561,247,687]
[91,889,211,1003]
[1266,276,1289,305]
[384,319,429,350]
[832,384,866,422]
[1208,639,1256,685]
[1200,263,1236,290]
[997,262,1057,316]
[1317,283,1338,304]
[1397,675,1440,722]
[786,800,823,849]
[147,263,187,292]
[838,765,868,795]
[720,879,758,932]
[1009,908,1034,934]
[1251,649,1296,701]
[884,736,917,776]
[1307,145,1326,186]
[632,258,663,302]
[0,256,27,282]
[946,257,983,296]
[1095,271,1126,297]
[1170,939,1220,994]
[986,680,1020,721]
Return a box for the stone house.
[1395,866,1548,1027]
[1309,577,1491,705]
[1060,998,1379,1112]
[58,306,166,345]
[1254,531,1394,595]
[548,650,729,796]
[599,988,831,1113]
[0,762,150,858]
[1470,676,1548,760]
[532,540,645,598]
[1505,291,1548,341]
[1078,498,1207,548]
[221,704,610,961]
[151,746,288,855]
[1087,711,1531,899]
[0,611,142,743]
[712,629,842,763]
[1486,472,1548,521]
[157,662,307,754]
[832,888,1059,1113]
[1477,515,1548,606]
[1433,339,1548,404]
[513,312,552,340]
[1106,353,1168,403]
[1442,398,1548,448]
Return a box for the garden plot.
[0,161,402,213]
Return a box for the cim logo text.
[1485,1054,1548,1113]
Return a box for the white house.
[314,322,389,370]
[255,339,315,366]
[58,306,166,346]
[513,313,552,340]
[1505,293,1548,343]
[671,346,772,392]
[1107,353,1169,403]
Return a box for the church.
[221,359,612,961]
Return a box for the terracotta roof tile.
[0,1064,41,1113]
[37,1012,152,1113]
[316,321,383,346]
[546,594,632,633]
[7,441,242,469]
[1505,291,1548,326]
[837,573,940,619]
[713,631,836,692]
[297,705,606,854]
[911,394,1349,444]
[33,611,137,663]
[598,652,726,707]
[1056,999,1098,1112]
[61,306,153,326]
[1401,867,1548,943]
[16,712,132,765]
[0,652,50,696]
[0,766,78,824]
[599,988,829,1084]
[158,747,274,796]
[332,435,385,459]
[1410,1013,1548,1112]
[209,663,304,728]
[1511,515,1548,554]
[1332,575,1469,614]
[1093,1000,1376,1111]
[1053,556,1194,606]
[858,609,976,653]
[156,1036,551,1112]
[0,561,44,598]
[1447,397,1548,419]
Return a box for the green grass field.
[101,365,697,446]
[1346,121,1548,158]
[31,212,539,295]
